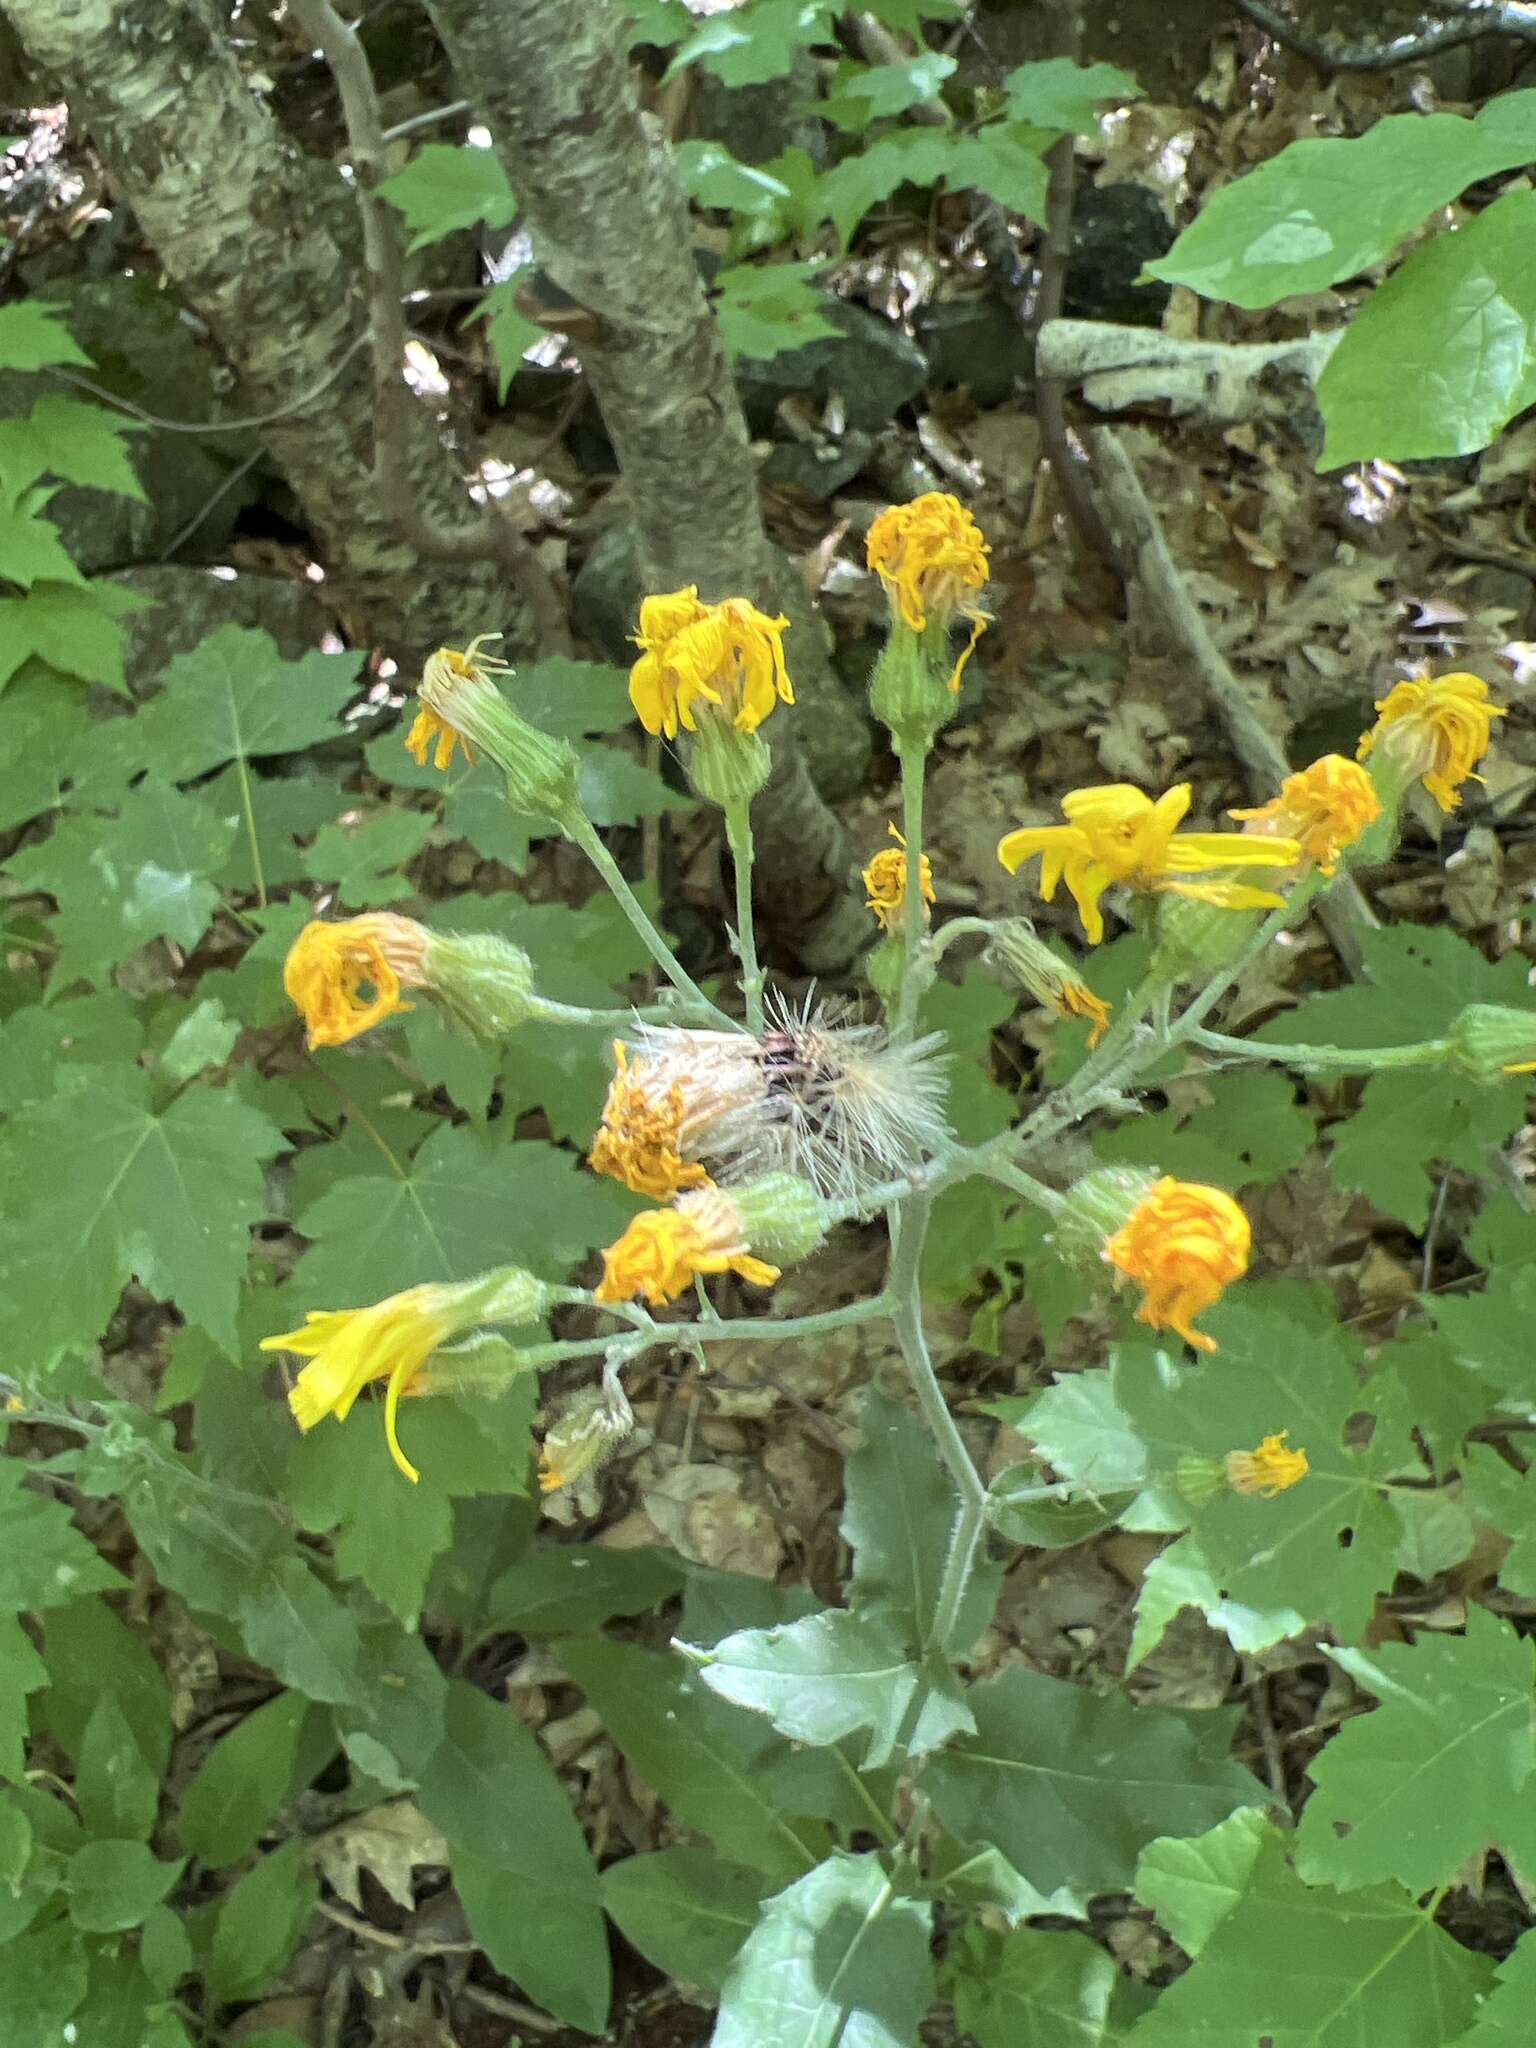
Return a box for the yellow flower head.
[997,783,1301,945]
[261,1283,461,1482]
[1356,671,1504,813]
[406,637,508,771]
[587,1035,768,1199]
[283,914,429,1049]
[1230,755,1382,875]
[628,587,793,740]
[867,492,990,690]
[594,1185,780,1306]
[1103,1176,1251,1353]
[1225,1431,1309,1498]
[862,824,935,933]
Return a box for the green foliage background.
[3,6,1536,2045]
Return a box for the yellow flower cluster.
[628,587,793,740]
[1103,1176,1251,1353]
[867,491,990,690]
[595,1186,779,1307]
[283,914,428,1049]
[862,825,935,933]
[1357,670,1503,812]
[1229,754,1380,875]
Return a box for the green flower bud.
[1445,1003,1536,1081]
[423,931,538,1042]
[539,1384,633,1494]
[687,717,772,809]
[868,622,958,754]
[726,1172,831,1266]
[1052,1166,1160,1265]
[418,647,582,827]
[865,932,906,1011]
[1150,890,1262,985]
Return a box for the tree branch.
[1037,318,1342,424]
[1231,0,1536,68]
[289,0,568,650]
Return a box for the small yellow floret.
[998,783,1300,944]
[594,1186,780,1306]
[1230,755,1382,874]
[1225,1431,1309,1498]
[588,1041,713,1201]
[628,587,793,739]
[283,915,428,1049]
[862,824,935,933]
[866,491,990,689]
[1356,671,1504,812]
[1103,1176,1251,1353]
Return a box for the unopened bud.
[726,1172,831,1266]
[1445,1003,1536,1081]
[983,918,1111,1045]
[424,930,538,1042]
[418,643,582,827]
[1175,1453,1225,1506]
[868,625,958,754]
[687,717,772,809]
[1052,1167,1160,1265]
[539,1384,634,1494]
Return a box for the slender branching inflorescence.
[257,498,1509,1764]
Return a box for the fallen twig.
[1231,0,1536,69]
[1038,319,1341,425]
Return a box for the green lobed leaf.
[600,1848,770,1994]
[0,579,142,695]
[1093,1067,1313,1189]
[676,139,795,216]
[712,1853,934,2048]
[0,1068,284,1356]
[1294,1608,1536,1892]
[301,803,433,907]
[1260,924,1532,1050]
[1451,1923,1536,2042]
[0,1464,126,1611]
[157,996,241,1084]
[1327,1066,1526,1231]
[1318,189,1536,468]
[0,669,90,829]
[0,1614,47,1782]
[378,142,517,250]
[1002,56,1143,135]
[126,624,362,780]
[0,392,146,501]
[666,0,838,86]
[1128,1533,1308,1670]
[1004,1366,1151,1498]
[689,1607,974,1768]
[1464,1442,1536,1595]
[235,1556,368,1708]
[414,1680,609,2034]
[0,301,93,371]
[922,1665,1264,1911]
[12,778,237,986]
[1133,1806,1269,1957]
[712,261,840,360]
[1113,1307,1406,1642]
[843,1386,991,1647]
[0,498,88,586]
[1147,98,1536,309]
[461,274,541,401]
[1129,1822,1492,2046]
[286,1415,456,1626]
[819,52,957,133]
[948,1922,1122,2048]
[287,1123,633,1305]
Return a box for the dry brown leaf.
[310,1799,449,1913]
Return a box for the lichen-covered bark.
[1,0,519,662]
[423,0,870,960]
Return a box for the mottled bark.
[424,0,872,962]
[1,0,520,662]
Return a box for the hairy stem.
[567,814,736,1028]
[894,744,931,1039]
[724,803,765,1032]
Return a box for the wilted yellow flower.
[406,639,508,771]
[867,492,990,690]
[283,914,429,1049]
[1357,671,1504,813]
[1103,1176,1251,1353]
[862,825,935,933]
[588,1035,770,1199]
[1230,755,1382,875]
[1225,1431,1309,1498]
[538,1385,634,1494]
[262,1266,554,1481]
[983,918,1112,1046]
[997,784,1300,945]
[628,587,793,740]
[262,1284,459,1482]
[594,1185,780,1306]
